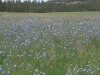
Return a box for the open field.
[0,12,100,17]
[0,12,100,75]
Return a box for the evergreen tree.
[0,0,100,12]
[0,0,3,11]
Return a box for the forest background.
[0,0,100,13]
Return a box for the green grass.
[0,13,100,75]
[0,12,100,17]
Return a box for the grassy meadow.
[0,12,100,75]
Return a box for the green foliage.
[0,0,100,12]
[0,54,6,65]
[0,14,100,75]
[91,37,100,48]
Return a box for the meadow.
[0,12,100,75]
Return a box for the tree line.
[0,0,100,13]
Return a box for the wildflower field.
[0,12,100,75]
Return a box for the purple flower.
[0,67,2,71]
[8,68,11,71]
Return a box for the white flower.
[14,64,17,67]
[0,51,3,54]
[35,69,38,72]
